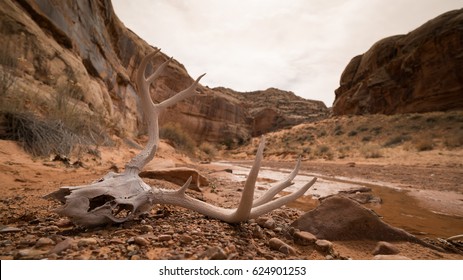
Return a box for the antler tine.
[252,156,301,207]
[126,50,205,173]
[232,136,265,219]
[249,177,317,218]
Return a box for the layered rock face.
[215,87,328,137]
[0,0,326,144]
[333,9,463,115]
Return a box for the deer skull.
[45,49,317,227]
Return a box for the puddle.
[213,161,463,239]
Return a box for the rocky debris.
[373,241,400,255]
[291,195,424,242]
[333,9,463,115]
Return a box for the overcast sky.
[112,0,462,107]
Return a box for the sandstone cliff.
[215,87,328,137]
[333,9,463,115]
[0,0,326,146]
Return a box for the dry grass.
[231,111,463,161]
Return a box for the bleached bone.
[45,49,317,227]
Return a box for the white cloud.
[112,0,462,106]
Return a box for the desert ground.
[1,119,462,260]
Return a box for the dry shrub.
[160,122,196,154]
[444,130,463,149]
[413,138,434,151]
[1,112,82,157]
[199,142,217,160]
[360,144,383,158]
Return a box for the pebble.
[315,239,333,253]
[0,226,21,233]
[140,225,154,233]
[179,234,193,244]
[50,238,73,254]
[78,238,98,247]
[55,218,74,228]
[372,241,400,255]
[268,238,297,255]
[256,217,276,229]
[293,231,317,246]
[204,246,227,260]
[15,248,48,259]
[158,234,172,242]
[134,236,150,246]
[35,237,55,248]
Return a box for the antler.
[45,49,317,227]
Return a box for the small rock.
[347,162,356,167]
[140,225,153,233]
[268,238,297,255]
[16,248,48,259]
[179,234,193,244]
[256,217,276,229]
[205,246,227,260]
[373,241,400,255]
[127,245,137,252]
[373,254,411,260]
[35,237,55,248]
[0,226,21,233]
[315,239,333,253]
[134,236,150,246]
[55,218,73,228]
[158,234,172,242]
[78,238,98,247]
[131,254,141,260]
[50,238,73,254]
[42,226,60,232]
[251,224,264,239]
[294,231,317,246]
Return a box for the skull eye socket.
[88,195,115,211]
[110,203,134,219]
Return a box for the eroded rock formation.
[0,0,327,145]
[333,9,463,115]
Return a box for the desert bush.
[348,130,358,137]
[413,138,434,151]
[315,144,333,159]
[199,142,217,159]
[361,144,383,158]
[383,134,411,147]
[361,135,372,142]
[444,130,463,149]
[1,111,81,157]
[371,126,382,135]
[160,122,196,154]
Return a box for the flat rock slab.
[291,195,420,242]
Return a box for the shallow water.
[214,161,463,239]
